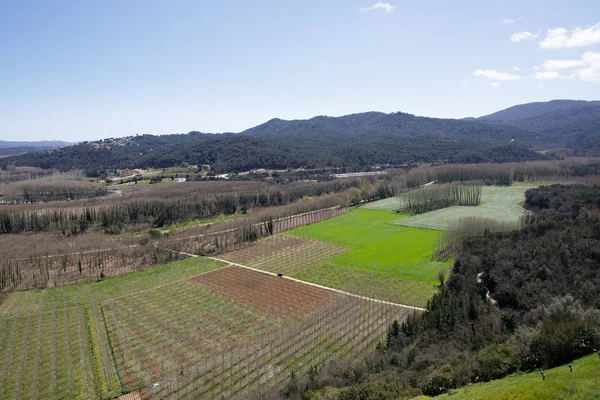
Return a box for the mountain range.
[1,100,598,174]
[0,141,74,159]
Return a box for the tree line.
[396,184,482,214]
[0,176,396,235]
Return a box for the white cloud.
[490,82,501,88]
[535,71,562,80]
[361,2,394,13]
[540,23,600,48]
[460,78,469,85]
[502,18,516,25]
[578,51,600,82]
[472,69,522,81]
[512,66,521,72]
[509,31,539,43]
[535,52,600,83]
[542,59,586,70]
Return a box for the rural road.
[206,255,427,312]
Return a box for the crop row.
[0,297,120,399]
[100,268,410,399]
[219,234,351,277]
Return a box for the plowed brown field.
[191,266,342,320]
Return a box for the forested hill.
[474,100,600,155]
[0,111,547,174]
[477,99,600,123]
[243,111,540,146]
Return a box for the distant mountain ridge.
[0,140,73,149]
[3,99,599,174]
[476,100,600,123]
[471,100,600,154]
[0,140,75,159]
[243,111,539,145]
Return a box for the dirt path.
[206,255,426,312]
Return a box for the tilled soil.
[191,266,342,320]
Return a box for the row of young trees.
[0,244,184,292]
[104,279,409,400]
[404,159,600,186]
[0,204,347,292]
[0,166,58,184]
[396,184,482,214]
[433,216,526,258]
[0,175,398,235]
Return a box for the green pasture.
[294,263,437,307]
[378,186,533,231]
[426,354,600,400]
[291,209,451,284]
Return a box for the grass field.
[391,186,532,230]
[291,209,451,283]
[426,354,600,400]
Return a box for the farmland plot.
[0,257,224,400]
[218,234,351,276]
[393,186,533,230]
[290,209,451,283]
[103,265,410,399]
[219,234,437,307]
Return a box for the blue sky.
[1,0,599,141]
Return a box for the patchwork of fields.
[0,185,531,399]
[0,256,409,399]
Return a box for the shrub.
[421,375,452,396]
[471,344,517,383]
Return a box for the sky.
[0,0,599,142]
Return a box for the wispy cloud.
[502,18,516,25]
[540,23,600,48]
[578,52,600,82]
[535,71,562,80]
[361,2,395,13]
[489,82,501,88]
[534,52,600,83]
[509,31,539,43]
[541,59,586,70]
[472,69,522,81]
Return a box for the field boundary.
[207,256,426,312]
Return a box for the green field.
[427,355,600,400]
[291,209,450,283]
[388,186,532,230]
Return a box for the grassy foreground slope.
[428,355,600,400]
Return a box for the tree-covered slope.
[474,100,600,154]
[477,100,600,123]
[0,111,547,173]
